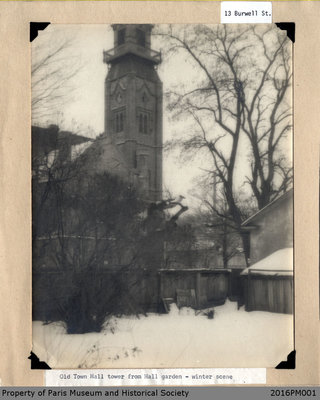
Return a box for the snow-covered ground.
[33,300,293,368]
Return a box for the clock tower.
[103,24,163,201]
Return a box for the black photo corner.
[28,352,51,370]
[30,22,294,371]
[275,350,296,369]
[275,23,295,43]
[273,22,295,369]
[30,22,50,42]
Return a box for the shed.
[241,248,293,314]
[241,189,293,264]
[158,268,230,310]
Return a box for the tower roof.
[103,24,161,66]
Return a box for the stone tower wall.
[104,25,162,201]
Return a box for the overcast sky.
[32,24,292,211]
[32,24,211,206]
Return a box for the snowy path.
[33,300,293,368]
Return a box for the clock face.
[116,92,122,103]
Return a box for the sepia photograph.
[31,23,293,369]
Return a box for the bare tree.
[163,222,197,269]
[239,26,292,208]
[189,176,253,268]
[32,28,82,124]
[33,150,148,332]
[156,24,292,262]
[33,137,193,331]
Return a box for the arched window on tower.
[113,109,125,133]
[118,28,126,46]
[143,115,148,134]
[138,110,151,135]
[136,28,146,47]
[114,114,119,133]
[120,112,124,132]
[138,155,146,168]
[147,169,151,190]
[133,151,137,168]
[139,114,143,133]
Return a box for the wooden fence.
[33,268,230,321]
[243,271,293,314]
[33,266,293,322]
[159,269,230,309]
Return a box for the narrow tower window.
[139,114,143,133]
[138,111,151,135]
[147,169,151,189]
[118,28,126,46]
[136,29,146,47]
[133,151,137,168]
[138,155,146,168]
[143,115,148,134]
[114,110,125,133]
[120,113,124,132]
[115,114,119,132]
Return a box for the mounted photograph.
[31,23,293,368]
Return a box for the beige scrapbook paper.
[0,0,319,386]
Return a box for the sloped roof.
[32,125,92,164]
[241,248,293,276]
[58,130,92,146]
[80,134,130,180]
[32,125,91,150]
[242,188,293,227]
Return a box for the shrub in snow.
[58,270,123,334]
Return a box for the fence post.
[196,271,201,309]
[158,270,162,313]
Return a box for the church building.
[85,24,163,202]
